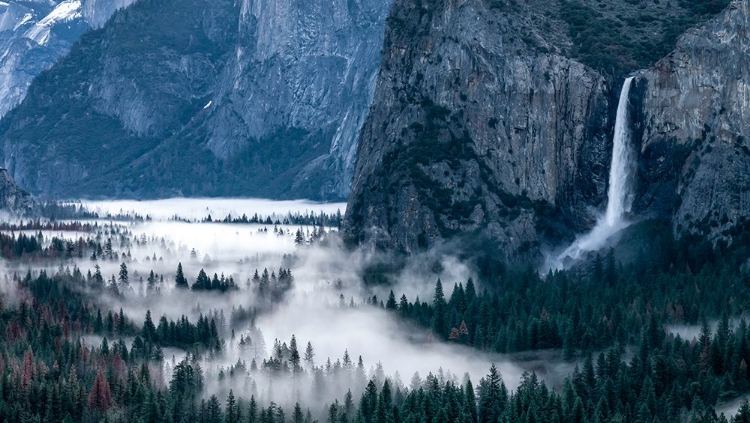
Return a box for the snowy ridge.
[24,0,82,45]
[0,0,137,118]
[13,13,32,30]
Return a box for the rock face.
[0,168,33,214]
[206,0,389,198]
[0,0,390,200]
[343,0,740,261]
[632,0,750,241]
[343,0,612,260]
[0,0,137,119]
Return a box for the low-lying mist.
[1,198,579,410]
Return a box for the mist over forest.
[0,196,749,423]
[0,199,544,421]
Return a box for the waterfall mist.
[545,77,636,271]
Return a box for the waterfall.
[603,76,636,226]
[545,77,636,271]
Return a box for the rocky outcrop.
[205,0,389,198]
[0,168,33,214]
[0,0,390,200]
[81,0,137,28]
[632,0,750,241]
[343,0,612,261]
[0,0,137,119]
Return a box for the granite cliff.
[632,0,750,243]
[344,0,611,261]
[0,168,32,214]
[343,0,738,262]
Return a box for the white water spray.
[546,77,636,271]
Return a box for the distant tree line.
[201,210,342,228]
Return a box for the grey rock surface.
[343,0,612,261]
[0,168,32,214]
[344,0,746,262]
[205,0,391,198]
[633,0,750,242]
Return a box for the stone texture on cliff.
[343,0,612,260]
[204,0,390,199]
[0,168,33,214]
[632,0,750,241]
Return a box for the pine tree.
[191,268,206,290]
[105,238,113,259]
[141,389,160,423]
[377,379,392,423]
[304,341,315,368]
[362,380,379,420]
[93,264,104,289]
[207,395,223,423]
[478,364,505,423]
[108,275,120,296]
[175,262,189,289]
[88,370,113,411]
[293,402,304,423]
[736,400,750,423]
[328,401,339,423]
[118,308,126,333]
[248,396,258,423]
[147,270,157,293]
[399,294,409,318]
[118,262,129,288]
[290,335,302,374]
[142,310,158,343]
[252,269,260,287]
[465,277,476,301]
[259,269,270,298]
[386,291,397,310]
[344,390,355,421]
[432,279,447,338]
[465,377,478,423]
[227,390,238,423]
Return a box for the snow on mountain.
[0,0,136,117]
[24,0,82,46]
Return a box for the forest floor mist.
[0,198,579,411]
